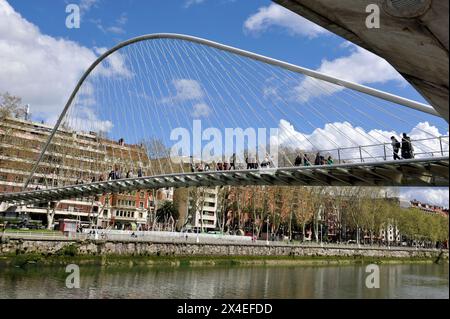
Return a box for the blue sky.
[0,0,448,206]
[8,0,351,74]
[3,0,444,121]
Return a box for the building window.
[140,202,144,208]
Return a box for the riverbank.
[1,253,446,269]
[0,238,447,267]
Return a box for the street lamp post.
[320,223,323,245]
[266,216,269,246]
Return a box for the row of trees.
[211,186,448,247]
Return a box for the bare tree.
[0,92,27,120]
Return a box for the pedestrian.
[108,170,114,181]
[137,167,143,178]
[327,156,334,165]
[401,133,414,159]
[246,156,250,170]
[303,154,311,166]
[230,153,236,170]
[115,169,121,180]
[314,152,321,166]
[223,160,229,171]
[294,154,302,166]
[261,154,270,168]
[391,136,401,160]
[190,156,195,172]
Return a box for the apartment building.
[0,116,154,229]
[174,187,219,231]
[410,200,449,217]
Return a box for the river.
[0,263,448,299]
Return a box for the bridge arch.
[23,33,441,189]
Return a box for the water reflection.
[0,263,448,299]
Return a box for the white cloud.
[295,44,405,102]
[163,79,204,103]
[93,12,127,35]
[92,47,133,78]
[0,0,130,120]
[46,104,113,134]
[162,79,211,117]
[401,188,449,209]
[184,0,206,8]
[192,103,212,118]
[244,3,329,38]
[276,119,448,208]
[275,119,448,162]
[105,26,125,35]
[79,0,100,13]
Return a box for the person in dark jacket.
[314,152,321,166]
[294,154,302,166]
[401,133,414,159]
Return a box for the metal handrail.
[306,135,449,164]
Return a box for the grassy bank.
[0,252,445,269]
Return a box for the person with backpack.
[401,133,414,159]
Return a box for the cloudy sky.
[0,0,448,207]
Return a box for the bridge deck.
[1,157,448,205]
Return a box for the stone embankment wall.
[1,238,447,260]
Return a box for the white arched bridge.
[0,34,448,206]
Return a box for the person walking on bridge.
[391,136,401,160]
[314,152,321,166]
[230,153,236,170]
[294,154,302,166]
[401,133,414,159]
[303,154,311,166]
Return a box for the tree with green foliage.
[156,200,179,231]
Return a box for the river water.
[0,263,448,299]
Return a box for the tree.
[156,200,179,230]
[0,92,26,120]
[294,189,314,242]
[306,187,327,243]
